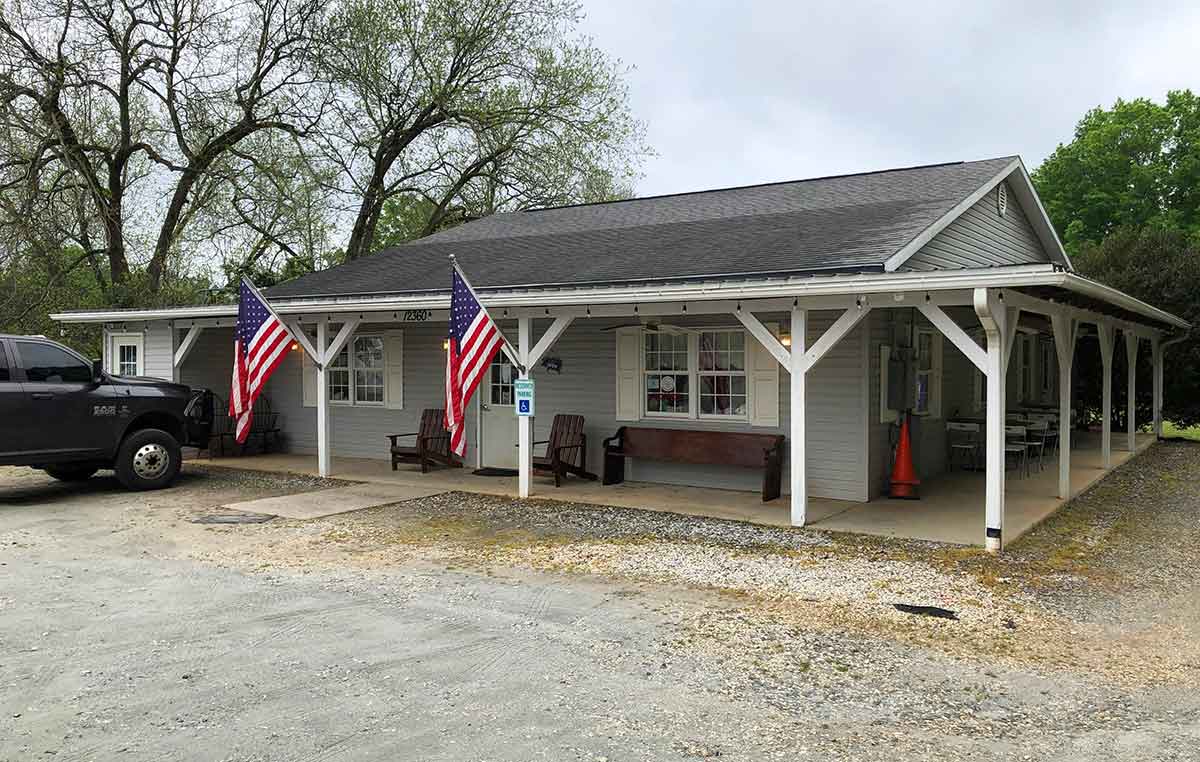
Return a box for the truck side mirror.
[92,358,104,383]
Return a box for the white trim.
[53,267,1187,331]
[1006,158,1074,272]
[917,302,986,373]
[108,332,144,376]
[800,303,872,372]
[527,315,573,368]
[883,159,1020,272]
[172,324,204,370]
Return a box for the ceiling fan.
[599,320,698,335]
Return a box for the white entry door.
[480,354,519,468]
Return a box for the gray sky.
[579,1,1200,196]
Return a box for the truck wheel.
[44,465,99,482]
[115,428,181,491]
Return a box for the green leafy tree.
[1034,90,1200,253]
[1069,228,1200,428]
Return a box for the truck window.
[16,341,92,384]
[0,344,8,381]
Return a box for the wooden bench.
[388,408,461,473]
[601,427,785,502]
[208,394,281,456]
[533,414,598,487]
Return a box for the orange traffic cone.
[889,412,920,500]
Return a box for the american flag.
[230,279,293,443]
[445,264,506,456]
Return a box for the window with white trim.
[1019,335,1033,402]
[913,328,942,417]
[1040,340,1054,399]
[490,354,515,406]
[698,330,747,418]
[328,335,386,406]
[644,332,691,416]
[108,333,143,377]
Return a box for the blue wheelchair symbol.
[518,400,531,413]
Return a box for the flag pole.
[449,255,525,373]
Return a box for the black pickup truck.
[0,334,213,490]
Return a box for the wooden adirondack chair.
[533,414,597,487]
[388,409,461,473]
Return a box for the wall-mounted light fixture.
[780,332,792,348]
[442,338,450,351]
[290,342,299,351]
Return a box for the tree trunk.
[344,164,390,260]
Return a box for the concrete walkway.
[221,481,446,519]
[195,431,1157,546]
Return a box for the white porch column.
[316,321,331,478]
[974,288,1008,552]
[1050,313,1076,500]
[517,316,532,499]
[1152,337,1164,438]
[790,305,807,527]
[1097,322,1115,469]
[1125,332,1139,452]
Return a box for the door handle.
[481,404,491,411]
[31,392,54,400]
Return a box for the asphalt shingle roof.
[267,157,1017,299]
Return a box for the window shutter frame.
[301,349,316,407]
[614,327,641,422]
[384,330,404,410]
[748,321,780,428]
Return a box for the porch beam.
[975,287,1009,552]
[172,324,204,370]
[734,308,791,368]
[801,302,872,372]
[1097,321,1115,469]
[526,315,574,369]
[918,302,986,373]
[283,319,322,367]
[790,305,807,527]
[1002,290,1163,342]
[316,321,331,478]
[517,317,533,499]
[1003,307,1022,373]
[1051,312,1076,499]
[1125,332,1138,452]
[321,319,360,365]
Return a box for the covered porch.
[196,430,1155,546]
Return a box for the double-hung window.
[914,328,942,417]
[328,335,385,406]
[698,330,747,418]
[644,332,690,416]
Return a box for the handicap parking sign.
[514,378,535,417]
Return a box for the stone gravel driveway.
[2,442,1199,760]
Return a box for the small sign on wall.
[514,378,535,417]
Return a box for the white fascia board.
[51,264,1185,330]
[51,265,1060,324]
[883,158,1021,272]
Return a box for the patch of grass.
[1162,421,1200,441]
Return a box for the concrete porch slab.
[221,482,447,520]
[195,431,1157,546]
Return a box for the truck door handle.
[31,392,53,400]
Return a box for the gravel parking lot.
[3,443,1200,760]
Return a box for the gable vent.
[997,183,1008,217]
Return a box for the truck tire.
[115,428,181,491]
[44,465,99,482]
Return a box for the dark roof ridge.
[522,156,1018,214]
